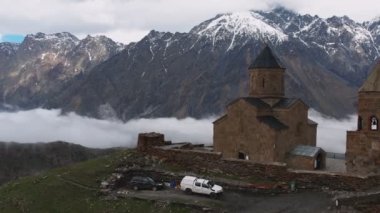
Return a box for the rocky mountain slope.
[47,8,380,119]
[0,32,124,110]
[1,8,380,119]
[366,16,380,50]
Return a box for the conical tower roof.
[249,45,284,69]
[359,61,380,92]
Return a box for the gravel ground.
[222,190,332,213]
[116,188,333,212]
[324,158,346,173]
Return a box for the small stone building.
[287,145,326,170]
[346,61,380,174]
[213,46,323,168]
[137,132,166,152]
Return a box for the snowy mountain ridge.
[0,42,19,56]
[0,32,124,108]
[191,11,288,49]
[26,32,80,43]
[1,7,380,119]
[190,8,379,58]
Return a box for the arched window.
[358,116,362,130]
[370,116,378,131]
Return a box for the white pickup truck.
[180,176,223,198]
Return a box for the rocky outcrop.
[0,32,124,109]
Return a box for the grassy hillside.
[0,150,194,213]
[0,141,117,185]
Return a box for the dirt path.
[116,188,332,212]
[115,188,221,210]
[223,190,331,213]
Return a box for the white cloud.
[94,29,150,45]
[309,110,356,153]
[279,0,380,23]
[0,108,356,153]
[0,0,378,43]
[0,108,213,148]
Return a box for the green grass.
[0,150,195,213]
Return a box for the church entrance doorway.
[238,152,245,159]
[238,152,249,160]
[314,153,323,169]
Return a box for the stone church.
[346,61,380,174]
[213,46,324,169]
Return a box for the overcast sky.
[0,0,379,44]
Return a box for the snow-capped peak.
[368,16,380,25]
[366,16,380,34]
[191,11,288,44]
[0,42,19,56]
[25,32,80,45]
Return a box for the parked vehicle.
[129,176,163,191]
[180,176,223,198]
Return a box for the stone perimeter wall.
[147,147,380,191]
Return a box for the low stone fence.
[147,146,380,191]
[150,147,222,163]
[286,170,380,191]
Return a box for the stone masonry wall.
[346,92,380,174]
[137,132,166,152]
[147,146,380,191]
[249,68,284,98]
[214,100,276,161]
[286,155,315,170]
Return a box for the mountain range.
[0,32,124,111]
[1,7,380,120]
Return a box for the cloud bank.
[309,110,356,153]
[0,109,213,148]
[0,0,379,43]
[0,108,356,153]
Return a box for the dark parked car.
[129,176,164,191]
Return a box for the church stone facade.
[347,61,380,174]
[213,46,321,168]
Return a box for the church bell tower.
[248,45,285,99]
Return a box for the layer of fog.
[309,110,356,153]
[0,109,213,148]
[0,108,356,153]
